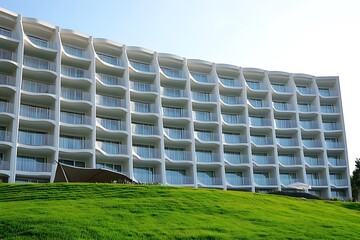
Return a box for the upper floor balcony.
[193,111,218,122]
[20,104,55,120]
[304,156,325,166]
[96,95,126,109]
[307,177,327,186]
[251,135,273,146]
[190,71,212,84]
[321,105,340,114]
[16,156,52,172]
[249,117,272,127]
[163,127,191,140]
[196,151,221,163]
[325,139,344,149]
[223,133,247,144]
[0,49,16,61]
[220,95,243,105]
[280,174,303,186]
[96,117,126,131]
[0,129,11,142]
[219,76,242,88]
[22,79,55,95]
[273,102,296,112]
[63,45,89,59]
[195,131,219,142]
[330,178,348,186]
[252,154,275,165]
[226,173,251,186]
[132,145,161,159]
[131,123,159,136]
[23,56,56,72]
[197,171,222,186]
[248,99,270,108]
[60,111,92,125]
[276,137,299,147]
[318,88,338,97]
[253,174,277,186]
[18,130,53,146]
[161,67,185,79]
[165,148,192,161]
[161,87,187,98]
[129,61,154,73]
[61,87,91,102]
[0,27,18,40]
[328,156,346,167]
[130,101,158,114]
[61,65,90,79]
[296,86,316,95]
[59,136,92,150]
[0,73,15,87]
[302,139,322,148]
[271,83,291,94]
[96,140,126,155]
[162,107,189,118]
[0,100,13,114]
[130,81,157,93]
[224,152,249,164]
[246,81,267,91]
[191,92,217,103]
[278,155,302,166]
[222,114,246,125]
[323,122,342,131]
[97,53,120,66]
[274,119,297,129]
[300,120,319,130]
[298,104,317,113]
[96,74,125,87]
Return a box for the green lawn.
[0,184,359,239]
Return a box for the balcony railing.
[96,74,125,86]
[130,102,158,114]
[131,124,159,135]
[271,84,291,93]
[219,77,242,87]
[129,61,153,72]
[96,118,126,131]
[321,106,340,114]
[193,111,218,122]
[0,160,10,170]
[297,87,316,95]
[298,105,317,113]
[323,122,342,131]
[277,138,299,147]
[162,107,189,118]
[161,87,187,98]
[302,140,322,148]
[0,73,15,87]
[59,138,92,149]
[130,81,157,93]
[195,131,219,142]
[61,88,91,101]
[134,172,162,183]
[20,105,55,120]
[196,153,221,163]
[330,179,348,186]
[163,128,191,140]
[190,72,211,83]
[273,103,296,111]
[132,147,161,159]
[224,153,249,164]
[222,114,246,125]
[96,95,126,108]
[278,157,302,166]
[300,121,319,130]
[251,136,273,145]
[96,141,126,155]
[0,129,11,142]
[307,178,327,186]
[191,92,217,102]
[165,150,192,161]
[0,101,13,114]
[226,176,251,186]
[254,177,277,186]
[16,162,52,172]
[61,65,90,79]
[220,95,243,105]
[326,141,344,149]
[223,134,247,144]
[249,118,272,127]
[167,175,194,185]
[252,156,275,165]
[319,89,338,97]
[23,56,56,71]
[246,81,267,91]
[280,178,303,186]
[18,132,53,146]
[248,100,271,108]
[0,27,18,39]
[63,45,88,58]
[328,158,346,166]
[0,49,16,61]
[274,120,297,129]
[28,35,56,49]
[22,79,55,94]
[97,53,120,66]
[304,157,325,166]
[197,176,222,185]
[60,112,92,125]
[161,67,184,79]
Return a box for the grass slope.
[0,184,359,240]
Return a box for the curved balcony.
[0,73,16,90]
[219,76,242,89]
[61,65,91,84]
[166,175,194,185]
[96,95,126,110]
[160,67,186,80]
[131,123,160,137]
[276,138,299,148]
[300,121,320,131]
[248,99,271,110]
[194,131,219,143]
[23,55,56,73]
[132,146,161,161]
[223,134,247,145]
[191,92,217,106]
[252,155,276,165]
[307,179,327,187]
[249,117,272,128]
[253,177,277,186]
[278,156,302,166]
[0,49,17,62]
[0,101,14,116]
[190,71,214,85]
[0,27,19,46]
[271,84,292,95]
[164,149,192,162]
[21,79,56,98]
[330,179,348,187]
[162,107,189,119]
[196,152,221,163]
[320,105,340,115]
[222,114,246,126]
[62,45,91,62]
[328,157,346,167]
[280,178,304,186]
[273,102,296,112]
[298,104,318,114]
[323,122,342,132]
[0,129,12,147]
[302,140,322,149]
[304,157,325,167]
[19,105,55,126]
[130,81,157,96]
[197,176,222,187]
[59,137,92,152]
[220,95,243,106]
[96,52,121,67]
[319,89,338,98]
[297,86,316,96]
[18,131,54,149]
[96,141,127,156]
[25,35,57,59]
[16,160,52,173]
[129,60,156,75]
[161,87,187,99]
[130,101,158,117]
[61,88,91,107]
[96,73,125,88]
[226,174,251,187]
[246,81,267,92]
[60,112,92,130]
[224,153,249,165]
[0,160,10,171]
[193,111,218,123]
[274,119,297,129]
[163,128,191,141]
[325,141,345,149]
[96,117,126,133]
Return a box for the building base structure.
[0,8,352,200]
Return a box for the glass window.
[197,171,215,185]
[196,150,213,162]
[134,167,154,183]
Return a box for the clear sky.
[1,0,359,172]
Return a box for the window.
[22,79,53,94]
[130,61,150,72]
[196,150,213,162]
[166,169,187,184]
[161,67,181,78]
[298,103,312,112]
[16,155,48,172]
[132,122,156,135]
[321,105,335,113]
[133,144,156,158]
[60,135,85,149]
[249,116,265,126]
[273,101,288,111]
[61,65,85,78]
[318,88,330,96]
[98,74,121,85]
[63,45,85,58]
[251,135,268,145]
[96,163,121,172]
[163,106,184,117]
[224,151,243,164]
[252,153,268,164]
[162,87,183,97]
[20,104,51,119]
[165,147,187,160]
[134,167,155,183]
[164,127,186,139]
[219,76,236,86]
[96,140,122,154]
[226,172,243,185]
[192,91,212,102]
[272,83,286,92]
[60,159,86,168]
[220,95,240,105]
[197,171,216,185]
[97,117,123,131]
[133,101,151,112]
[191,72,208,83]
[278,154,296,165]
[275,118,293,128]
[307,172,320,185]
[248,98,263,107]
[222,113,241,124]
[28,35,48,48]
[304,155,320,165]
[18,130,48,146]
[0,27,12,38]
[61,87,88,101]
[97,53,118,65]
[223,132,242,143]
[97,95,122,107]
[131,81,152,92]
[195,130,214,141]
[247,81,261,90]
[60,111,85,124]
[323,121,338,130]
[280,173,297,185]
[194,111,212,121]
[297,85,310,94]
[254,172,270,185]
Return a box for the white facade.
[0,8,351,200]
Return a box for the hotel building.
[0,8,352,200]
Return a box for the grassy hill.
[0,184,359,239]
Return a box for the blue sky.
[1,0,360,172]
